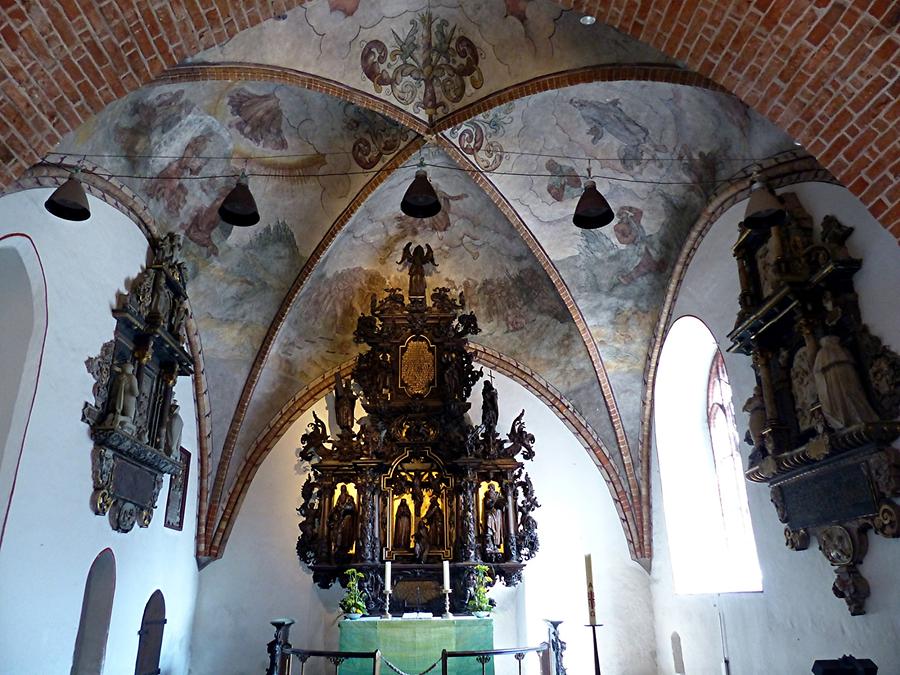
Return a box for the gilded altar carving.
[730,196,900,615]
[82,233,192,533]
[295,243,540,615]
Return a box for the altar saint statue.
[424,498,444,548]
[334,374,357,435]
[330,485,357,555]
[398,243,436,298]
[483,484,504,555]
[393,498,412,549]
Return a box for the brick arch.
[206,344,641,563]
[0,2,895,235]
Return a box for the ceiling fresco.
[42,1,808,559]
[189,0,672,125]
[56,80,411,471]
[225,147,612,492]
[443,81,796,465]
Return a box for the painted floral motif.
[361,11,483,123]
[448,102,513,171]
[344,104,412,169]
[227,88,288,150]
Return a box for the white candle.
[385,561,391,590]
[585,554,597,624]
[443,560,450,591]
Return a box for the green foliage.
[466,564,494,613]
[339,568,368,615]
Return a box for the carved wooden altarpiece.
[296,243,540,615]
[730,195,900,615]
[82,233,193,533]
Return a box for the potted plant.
[467,564,494,618]
[339,568,368,619]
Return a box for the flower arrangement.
[467,564,494,615]
[339,568,368,617]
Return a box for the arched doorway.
[71,549,116,675]
[134,590,166,675]
[0,234,48,548]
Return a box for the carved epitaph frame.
[729,200,900,615]
[83,234,193,533]
[165,447,191,531]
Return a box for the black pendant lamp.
[401,168,441,218]
[44,170,91,221]
[573,179,614,229]
[219,171,260,226]
[743,172,786,230]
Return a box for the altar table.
[338,616,494,675]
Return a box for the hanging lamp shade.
[218,172,260,226]
[400,169,441,218]
[44,173,90,221]
[572,180,614,229]
[743,174,786,230]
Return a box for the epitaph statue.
[813,336,879,429]
[165,401,183,457]
[103,361,140,432]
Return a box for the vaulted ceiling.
[5,0,892,562]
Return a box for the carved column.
[754,349,786,456]
[318,480,335,562]
[502,474,519,562]
[357,464,381,563]
[457,469,478,562]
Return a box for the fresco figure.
[612,206,666,285]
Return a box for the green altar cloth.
[338,617,494,675]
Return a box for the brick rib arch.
[0,1,895,235]
[207,344,640,562]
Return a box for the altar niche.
[295,243,540,616]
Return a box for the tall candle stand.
[586,623,603,675]
[442,589,452,619]
[382,589,392,619]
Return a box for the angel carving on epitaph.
[398,243,437,298]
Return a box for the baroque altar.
[296,243,540,615]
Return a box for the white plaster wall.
[0,189,200,675]
[650,182,900,674]
[190,371,656,675]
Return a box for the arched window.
[655,316,761,594]
[71,549,116,675]
[134,590,166,675]
[0,235,48,548]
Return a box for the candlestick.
[584,554,597,625]
[382,589,392,619]
[385,560,391,589]
[442,589,452,619]
[442,560,450,591]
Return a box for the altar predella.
[295,243,540,615]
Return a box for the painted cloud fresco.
[447,81,797,466]
[191,0,671,124]
[227,146,612,492]
[57,81,410,468]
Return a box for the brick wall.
[0,1,897,237]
